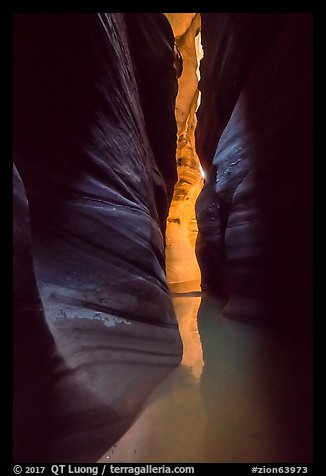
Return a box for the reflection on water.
[172,294,203,379]
[98,290,208,463]
[99,291,312,463]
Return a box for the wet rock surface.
[13,13,181,462]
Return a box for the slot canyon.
[13,13,312,463]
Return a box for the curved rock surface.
[13,13,181,462]
[164,13,204,292]
[125,13,179,229]
[196,13,312,334]
[13,165,58,461]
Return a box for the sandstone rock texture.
[13,13,181,462]
[125,13,178,231]
[196,13,312,334]
[164,13,204,292]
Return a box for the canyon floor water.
[98,260,312,463]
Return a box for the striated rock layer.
[164,13,204,292]
[13,13,181,462]
[125,13,179,231]
[196,13,312,335]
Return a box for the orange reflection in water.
[172,294,203,379]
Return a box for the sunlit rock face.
[164,13,204,292]
[196,14,312,333]
[13,13,181,462]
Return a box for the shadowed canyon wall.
[13,165,59,460]
[124,13,179,232]
[196,13,313,336]
[13,13,181,462]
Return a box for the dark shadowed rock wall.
[125,13,178,231]
[13,165,58,461]
[196,13,312,334]
[13,13,181,462]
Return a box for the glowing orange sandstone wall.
[164,13,204,292]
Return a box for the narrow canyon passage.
[13,12,312,463]
[97,13,312,463]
